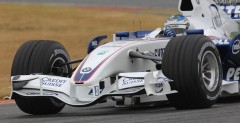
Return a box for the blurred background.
[0,0,178,99]
[0,0,179,8]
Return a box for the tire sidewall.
[197,41,222,101]
[12,40,71,114]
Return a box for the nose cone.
[71,41,137,85]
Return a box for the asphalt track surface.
[1,97,240,123]
[0,0,179,9]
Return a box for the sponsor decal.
[155,83,164,93]
[50,49,69,62]
[214,0,238,5]
[97,51,109,55]
[155,77,173,93]
[169,25,179,28]
[54,49,69,58]
[218,2,240,19]
[122,78,144,86]
[93,86,102,96]
[42,77,67,87]
[232,39,240,54]
[118,77,144,89]
[226,67,240,81]
[91,40,98,48]
[82,67,92,72]
[212,39,229,45]
[154,48,165,58]
[88,89,93,95]
[26,92,58,96]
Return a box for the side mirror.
[87,35,107,54]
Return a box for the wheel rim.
[50,57,69,77]
[201,51,219,92]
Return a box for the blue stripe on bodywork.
[219,34,240,81]
[74,66,99,82]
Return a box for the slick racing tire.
[162,35,222,109]
[11,40,71,115]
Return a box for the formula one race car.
[10,0,240,115]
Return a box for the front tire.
[162,35,222,109]
[11,40,71,115]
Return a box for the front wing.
[11,71,177,106]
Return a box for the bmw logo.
[82,67,92,72]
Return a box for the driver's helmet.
[164,14,190,34]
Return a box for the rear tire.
[11,40,71,115]
[162,35,222,109]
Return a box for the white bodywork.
[178,0,238,38]
[11,0,240,106]
[12,39,175,106]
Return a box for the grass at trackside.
[0,4,176,99]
